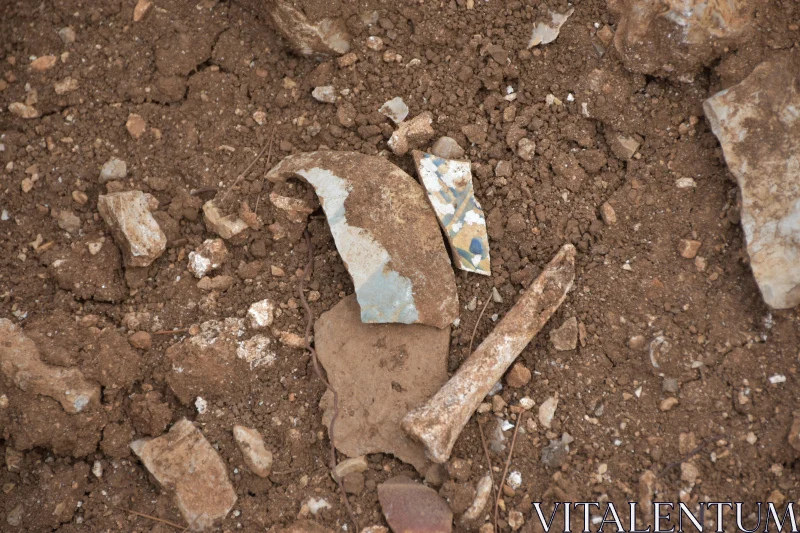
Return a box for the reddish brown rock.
[505,362,532,388]
[315,295,450,472]
[378,476,453,533]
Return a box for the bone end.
[401,406,455,464]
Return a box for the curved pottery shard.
[266,151,459,328]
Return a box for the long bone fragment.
[402,244,576,463]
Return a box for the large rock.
[315,295,450,472]
[131,419,237,531]
[267,151,459,328]
[703,57,800,309]
[608,0,753,81]
[0,319,99,414]
[97,191,167,267]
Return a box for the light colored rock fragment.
[703,57,800,308]
[247,299,275,330]
[312,86,336,103]
[8,103,40,119]
[58,27,76,45]
[388,112,435,156]
[233,425,273,478]
[97,191,166,267]
[130,419,237,531]
[600,203,617,225]
[608,133,640,160]
[188,238,228,278]
[269,3,350,57]
[126,113,147,139]
[550,317,578,351]
[379,97,409,124]
[333,456,369,480]
[461,474,493,522]
[133,0,153,22]
[54,77,79,95]
[0,319,100,414]
[430,136,465,160]
[202,200,249,240]
[528,8,574,48]
[538,395,558,428]
[267,151,458,328]
[30,55,57,71]
[99,157,127,183]
[316,295,450,472]
[412,151,491,275]
[269,192,315,223]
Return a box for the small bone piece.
[402,244,576,463]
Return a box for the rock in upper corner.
[97,191,167,267]
[608,0,753,81]
[703,56,800,309]
[266,151,459,328]
[269,2,350,57]
[131,419,237,531]
[315,295,450,473]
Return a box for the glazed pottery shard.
[528,8,574,48]
[703,57,800,309]
[266,151,459,328]
[412,151,490,275]
[315,295,450,473]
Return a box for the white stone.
[202,200,249,240]
[247,299,275,330]
[233,425,273,478]
[379,97,409,124]
[538,396,558,428]
[188,239,228,278]
[97,191,166,267]
[704,58,800,309]
[99,158,127,183]
[312,86,336,104]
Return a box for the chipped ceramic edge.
[288,166,421,324]
[415,152,491,275]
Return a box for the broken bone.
[266,151,459,328]
[401,244,576,463]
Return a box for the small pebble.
[659,397,679,411]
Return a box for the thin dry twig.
[220,137,272,205]
[477,420,498,533]
[494,412,525,530]
[298,229,359,532]
[254,126,277,216]
[468,294,493,355]
[116,507,187,531]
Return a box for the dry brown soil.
[1,0,799,532]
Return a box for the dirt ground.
[1,0,799,532]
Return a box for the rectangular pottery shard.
[412,151,490,275]
[703,57,800,309]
